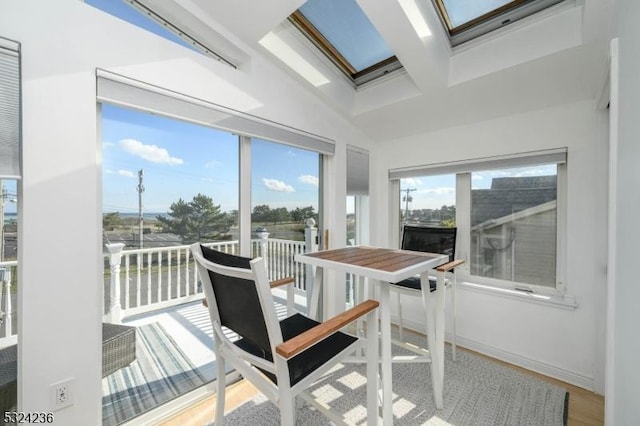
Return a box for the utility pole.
[137,169,145,250]
[401,188,416,222]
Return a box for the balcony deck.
[103,291,305,425]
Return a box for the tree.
[103,212,122,230]
[157,194,232,242]
[156,198,192,239]
[252,204,271,222]
[189,193,230,240]
[291,206,316,223]
[270,207,290,224]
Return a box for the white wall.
[609,0,640,422]
[0,0,373,423]
[372,99,609,393]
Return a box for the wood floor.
[158,344,604,426]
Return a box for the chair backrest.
[193,244,277,358]
[401,226,457,262]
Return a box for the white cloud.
[119,138,183,165]
[425,187,455,195]
[402,178,423,187]
[118,170,136,178]
[263,178,295,193]
[299,175,319,186]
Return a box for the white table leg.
[366,306,379,426]
[421,271,446,409]
[379,281,393,424]
[308,266,323,321]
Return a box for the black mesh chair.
[191,243,380,425]
[390,226,464,360]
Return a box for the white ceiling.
[173,0,613,141]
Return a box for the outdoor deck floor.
[102,289,308,424]
[123,301,216,372]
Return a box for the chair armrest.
[270,277,295,289]
[435,259,465,273]
[275,299,379,359]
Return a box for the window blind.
[347,146,369,195]
[0,39,21,179]
[96,70,335,155]
[389,148,567,180]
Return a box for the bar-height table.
[296,246,448,424]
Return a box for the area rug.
[219,334,569,426]
[101,322,210,426]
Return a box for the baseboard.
[454,336,595,391]
[393,316,594,392]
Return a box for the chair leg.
[215,355,226,425]
[279,392,296,426]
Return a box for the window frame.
[288,9,403,87]
[392,154,568,298]
[431,0,566,47]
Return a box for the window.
[289,0,403,86]
[470,165,557,287]
[391,150,565,292]
[85,0,235,67]
[400,175,456,227]
[432,0,565,46]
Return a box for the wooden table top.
[297,246,447,283]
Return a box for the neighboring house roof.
[471,176,557,226]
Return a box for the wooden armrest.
[276,299,379,359]
[435,259,465,272]
[270,277,295,289]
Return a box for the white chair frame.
[191,244,380,426]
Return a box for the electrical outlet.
[50,378,74,411]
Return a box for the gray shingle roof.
[472,176,556,226]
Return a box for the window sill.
[459,281,578,310]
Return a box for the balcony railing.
[103,236,311,323]
[0,231,316,346]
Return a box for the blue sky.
[102,105,319,215]
[442,0,513,28]
[85,0,196,51]
[299,0,394,71]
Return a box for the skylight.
[433,0,566,46]
[289,0,403,86]
[85,0,235,67]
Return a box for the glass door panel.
[100,103,239,425]
[250,138,320,309]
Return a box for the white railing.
[0,260,17,347]
[0,233,314,345]
[104,238,308,323]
